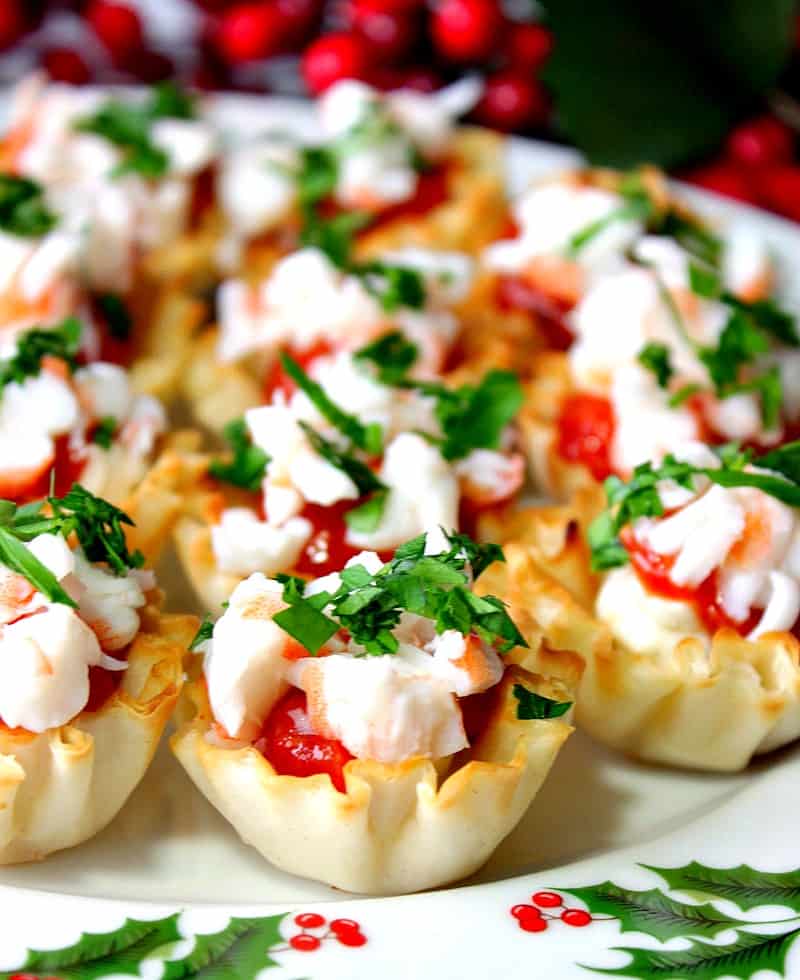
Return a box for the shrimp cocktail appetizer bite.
[484,440,800,772]
[169,319,525,610]
[0,485,197,863]
[172,530,575,894]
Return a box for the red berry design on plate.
[683,163,756,204]
[726,116,794,169]
[289,933,321,951]
[561,908,593,927]
[532,890,563,908]
[336,928,368,946]
[511,903,540,919]
[330,917,361,935]
[302,33,371,94]
[474,71,550,132]
[294,911,326,929]
[351,0,419,64]
[86,1,145,66]
[430,0,504,63]
[756,165,800,223]
[518,913,548,932]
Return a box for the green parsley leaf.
[429,369,524,462]
[0,317,82,393]
[0,174,58,237]
[344,488,389,533]
[698,308,770,390]
[565,190,653,258]
[659,211,722,268]
[282,353,383,454]
[293,146,339,207]
[359,262,426,312]
[48,485,144,574]
[725,366,782,430]
[273,576,340,655]
[637,341,674,388]
[513,684,573,720]
[91,416,118,450]
[0,518,75,608]
[94,292,132,340]
[299,208,371,268]
[756,440,800,483]
[727,295,799,347]
[190,615,214,651]
[75,82,196,180]
[688,261,721,298]
[299,422,387,498]
[208,418,270,492]
[354,331,419,384]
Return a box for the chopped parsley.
[0,317,82,394]
[637,341,673,389]
[272,530,525,657]
[75,81,196,179]
[48,484,145,575]
[512,684,573,720]
[281,354,383,454]
[400,369,524,462]
[354,331,419,384]
[299,208,371,268]
[588,441,800,571]
[358,261,427,312]
[0,174,58,237]
[91,416,118,449]
[94,292,132,340]
[299,423,388,532]
[190,615,214,651]
[0,486,145,606]
[208,417,270,492]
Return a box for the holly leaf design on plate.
[0,912,289,980]
[0,914,182,980]
[562,881,745,941]
[160,914,286,980]
[588,927,800,979]
[645,862,800,913]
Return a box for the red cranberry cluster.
[684,114,800,222]
[0,0,552,134]
[510,890,593,933]
[288,911,367,950]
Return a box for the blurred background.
[3,0,800,219]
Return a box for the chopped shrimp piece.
[522,255,585,306]
[457,450,525,506]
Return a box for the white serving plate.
[2,95,800,980]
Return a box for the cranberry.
[217,2,288,62]
[294,912,326,929]
[289,933,321,951]
[302,33,371,94]
[683,162,756,204]
[505,22,552,70]
[474,71,550,132]
[726,116,794,168]
[430,0,504,63]
[0,0,26,51]
[330,918,361,935]
[42,47,91,84]
[85,1,145,66]
[757,165,800,222]
[275,0,323,48]
[130,50,174,82]
[532,890,563,908]
[352,0,419,63]
[371,65,440,92]
[561,908,593,927]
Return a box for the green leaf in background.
[0,914,182,980]
[645,862,800,912]
[588,928,800,980]
[541,0,796,168]
[562,881,745,942]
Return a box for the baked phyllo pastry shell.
[518,350,601,501]
[0,612,196,864]
[480,500,800,772]
[171,664,571,895]
[353,128,507,260]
